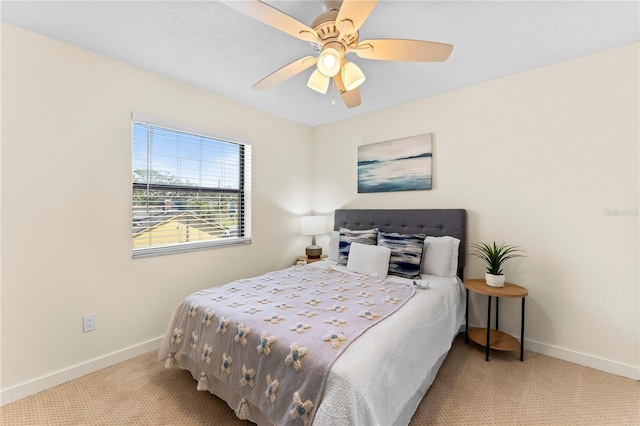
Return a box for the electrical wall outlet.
[83,314,96,332]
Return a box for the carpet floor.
[1,335,638,425]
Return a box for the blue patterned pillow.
[337,228,378,265]
[377,231,427,279]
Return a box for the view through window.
[132,119,251,257]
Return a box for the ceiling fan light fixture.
[342,61,366,91]
[317,47,342,77]
[307,69,330,94]
[222,0,453,109]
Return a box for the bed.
[158,209,467,425]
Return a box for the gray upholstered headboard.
[334,209,467,279]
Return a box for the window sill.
[132,238,251,259]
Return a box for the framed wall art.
[357,133,432,193]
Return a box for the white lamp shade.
[317,47,342,77]
[342,61,366,91]
[301,215,327,235]
[307,69,330,94]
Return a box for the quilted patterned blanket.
[158,264,415,425]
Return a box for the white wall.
[0,23,314,402]
[311,43,639,379]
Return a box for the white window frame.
[131,113,251,258]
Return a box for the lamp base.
[306,245,322,259]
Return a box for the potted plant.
[469,242,525,287]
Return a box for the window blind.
[132,115,251,258]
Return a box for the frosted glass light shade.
[301,215,327,236]
[342,62,366,91]
[317,47,342,77]
[307,69,330,94]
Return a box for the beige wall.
[1,23,314,401]
[311,43,639,379]
[1,22,638,403]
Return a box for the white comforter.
[311,261,465,425]
[161,260,465,425]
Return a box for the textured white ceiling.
[2,1,638,127]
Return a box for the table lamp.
[301,215,327,259]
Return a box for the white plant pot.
[485,273,505,287]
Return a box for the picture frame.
[357,133,433,193]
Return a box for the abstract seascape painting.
[358,133,432,193]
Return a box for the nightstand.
[296,255,327,265]
[464,279,528,361]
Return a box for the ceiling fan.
[220,0,453,108]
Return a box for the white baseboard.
[523,337,639,381]
[462,324,639,381]
[0,336,164,406]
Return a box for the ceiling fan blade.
[252,56,317,91]
[335,0,377,34]
[340,87,361,109]
[219,0,320,42]
[354,39,454,62]
[334,70,361,108]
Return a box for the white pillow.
[347,242,391,279]
[328,231,340,262]
[422,236,460,277]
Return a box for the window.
[132,114,251,258]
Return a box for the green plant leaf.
[469,241,525,275]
